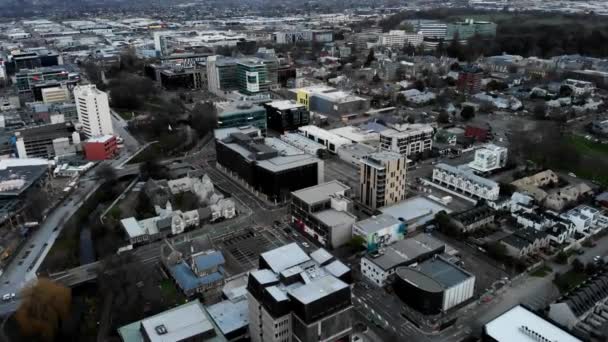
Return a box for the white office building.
[379,124,434,157]
[297,125,352,154]
[468,144,508,173]
[432,163,500,201]
[378,30,424,47]
[73,84,113,138]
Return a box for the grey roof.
[313,209,356,227]
[291,180,350,205]
[501,234,531,250]
[260,243,311,273]
[0,165,48,197]
[435,163,499,188]
[354,214,402,234]
[380,196,451,226]
[250,269,278,284]
[118,300,225,342]
[324,260,350,278]
[288,275,348,305]
[309,248,334,265]
[365,234,445,271]
[417,257,473,288]
[267,285,289,302]
[395,267,444,293]
[206,297,249,336]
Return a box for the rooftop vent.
[155,324,168,335]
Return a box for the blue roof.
[193,251,225,271]
[169,262,225,292]
[360,122,389,133]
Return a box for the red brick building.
[465,124,492,142]
[457,66,483,94]
[84,135,117,161]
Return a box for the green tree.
[190,102,218,138]
[556,251,568,264]
[349,235,367,250]
[487,241,508,260]
[364,48,375,67]
[533,103,547,120]
[437,111,450,124]
[460,106,475,121]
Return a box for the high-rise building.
[73,84,113,138]
[207,56,278,96]
[247,243,353,342]
[457,66,483,94]
[360,151,407,210]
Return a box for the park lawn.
[159,279,186,305]
[569,135,608,155]
[567,135,608,186]
[530,265,552,277]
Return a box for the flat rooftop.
[118,300,225,342]
[380,196,452,225]
[354,214,402,234]
[291,180,350,205]
[313,209,356,227]
[288,274,348,305]
[266,100,305,111]
[365,234,445,271]
[484,305,582,342]
[417,257,473,288]
[205,297,249,336]
[260,242,311,273]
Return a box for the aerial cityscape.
[1,0,608,341]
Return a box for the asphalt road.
[0,115,140,315]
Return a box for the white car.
[302,242,310,248]
[2,293,14,301]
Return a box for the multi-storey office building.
[73,84,113,138]
[468,144,508,173]
[247,243,352,342]
[207,55,278,96]
[214,127,323,202]
[13,122,79,159]
[216,102,267,133]
[14,66,79,98]
[291,181,357,248]
[263,100,310,133]
[360,151,407,210]
[446,19,497,40]
[379,124,434,157]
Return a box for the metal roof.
[417,257,473,288]
[312,209,356,227]
[484,305,581,342]
[288,275,348,305]
[206,297,249,336]
[118,300,225,342]
[435,163,499,189]
[291,180,350,205]
[260,243,311,273]
[354,214,401,234]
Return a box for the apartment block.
[360,151,407,210]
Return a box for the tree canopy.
[16,278,72,342]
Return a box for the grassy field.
[567,135,608,186]
[530,265,552,277]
